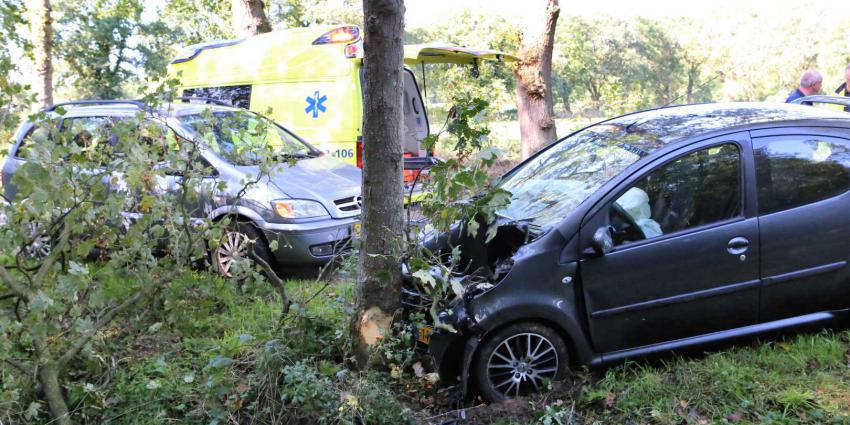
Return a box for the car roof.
[584,102,850,156]
[48,102,242,119]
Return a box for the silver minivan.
[1,100,361,275]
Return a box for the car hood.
[239,156,361,219]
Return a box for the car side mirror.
[591,226,614,256]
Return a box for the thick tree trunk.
[35,0,53,108]
[231,0,272,37]
[515,0,559,159]
[39,360,70,425]
[351,0,405,368]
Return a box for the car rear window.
[754,135,850,215]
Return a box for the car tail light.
[356,136,363,169]
[344,41,361,58]
[313,26,360,45]
[403,153,422,184]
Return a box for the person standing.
[786,69,823,104]
[834,64,850,112]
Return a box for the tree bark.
[35,0,53,108]
[231,0,272,37]
[351,0,405,368]
[515,0,559,159]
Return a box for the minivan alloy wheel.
[487,332,559,397]
[25,234,52,258]
[214,230,253,277]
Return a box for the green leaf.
[450,279,465,298]
[24,401,41,420]
[412,269,437,288]
[466,218,480,237]
[68,261,89,276]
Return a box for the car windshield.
[179,111,314,165]
[498,124,650,230]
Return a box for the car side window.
[610,143,742,245]
[182,85,252,109]
[15,123,55,158]
[62,116,119,154]
[753,136,850,215]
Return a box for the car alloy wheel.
[25,233,52,258]
[475,322,569,402]
[487,332,558,397]
[214,229,254,277]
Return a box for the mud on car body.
[412,98,850,402]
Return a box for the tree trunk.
[39,360,70,425]
[351,0,405,368]
[515,0,559,159]
[231,0,272,37]
[35,0,53,108]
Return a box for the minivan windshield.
[498,124,651,230]
[179,111,316,165]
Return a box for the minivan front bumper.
[258,216,359,265]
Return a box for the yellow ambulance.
[166,25,516,187]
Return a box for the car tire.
[212,223,273,279]
[473,322,570,402]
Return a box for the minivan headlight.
[271,199,329,219]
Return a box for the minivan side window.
[754,136,850,215]
[15,123,55,158]
[62,116,120,154]
[610,143,741,245]
[182,85,252,109]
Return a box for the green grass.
[8,267,850,424]
[574,330,850,424]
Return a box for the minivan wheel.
[474,322,569,402]
[212,224,272,278]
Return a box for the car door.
[579,133,760,353]
[752,131,850,322]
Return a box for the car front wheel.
[474,322,570,402]
[212,224,272,278]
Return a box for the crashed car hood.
[239,156,361,219]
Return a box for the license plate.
[417,326,433,345]
[352,222,362,238]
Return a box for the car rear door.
[751,129,850,321]
[579,133,760,353]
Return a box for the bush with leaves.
[406,94,512,331]
[0,91,295,423]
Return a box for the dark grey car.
[1,100,361,274]
[421,98,850,402]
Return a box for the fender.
[471,299,595,364]
[455,298,598,398]
[208,205,267,224]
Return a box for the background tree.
[515,0,559,159]
[163,0,234,43]
[351,0,405,368]
[56,0,179,99]
[231,0,272,37]
[269,0,362,27]
[0,0,32,140]
[32,0,52,107]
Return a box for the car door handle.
[727,237,749,255]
